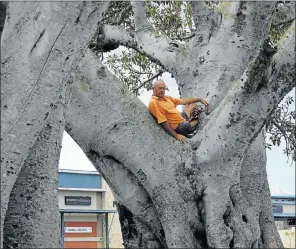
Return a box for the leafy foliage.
[102,1,134,31]
[266,95,295,162]
[101,1,194,96]
[269,2,295,43]
[145,1,194,40]
[104,49,163,95]
[270,19,294,43]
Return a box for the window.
[288,218,295,226]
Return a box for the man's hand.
[199,98,209,106]
[175,134,187,144]
[161,122,187,144]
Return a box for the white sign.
[65,227,92,233]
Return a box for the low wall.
[279,230,295,248]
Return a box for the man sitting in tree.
[148,80,209,144]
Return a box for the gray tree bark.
[65,2,294,247]
[3,103,65,249]
[1,1,295,248]
[240,132,283,248]
[1,1,109,247]
[3,72,73,248]
[0,1,7,35]
[64,29,294,246]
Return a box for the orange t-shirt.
[148,95,185,130]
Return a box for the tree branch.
[129,1,182,72]
[234,2,276,37]
[65,49,198,247]
[132,70,164,93]
[190,2,222,45]
[270,119,290,157]
[130,1,150,30]
[85,151,166,247]
[186,34,294,246]
[0,2,8,34]
[241,38,278,93]
[97,2,185,72]
[258,29,295,103]
[171,33,196,41]
[193,29,295,169]
[1,3,109,245]
[127,64,150,75]
[90,24,136,53]
[179,2,276,110]
[96,24,170,70]
[271,2,295,26]
[112,5,132,26]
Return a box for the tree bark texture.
[1,1,109,247]
[97,2,294,247]
[0,1,7,36]
[240,131,283,248]
[1,1,295,248]
[64,35,294,247]
[65,2,294,247]
[3,103,65,249]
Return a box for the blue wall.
[59,172,101,189]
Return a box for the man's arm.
[161,122,187,143]
[178,97,208,106]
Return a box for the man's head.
[152,80,166,98]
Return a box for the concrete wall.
[279,229,295,248]
[101,179,124,248]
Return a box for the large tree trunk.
[66,50,189,247]
[2,1,295,248]
[1,1,109,246]
[2,74,73,248]
[0,2,7,36]
[3,106,65,249]
[174,2,284,247]
[64,33,294,247]
[64,4,294,246]
[240,131,283,248]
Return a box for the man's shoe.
[185,133,195,139]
